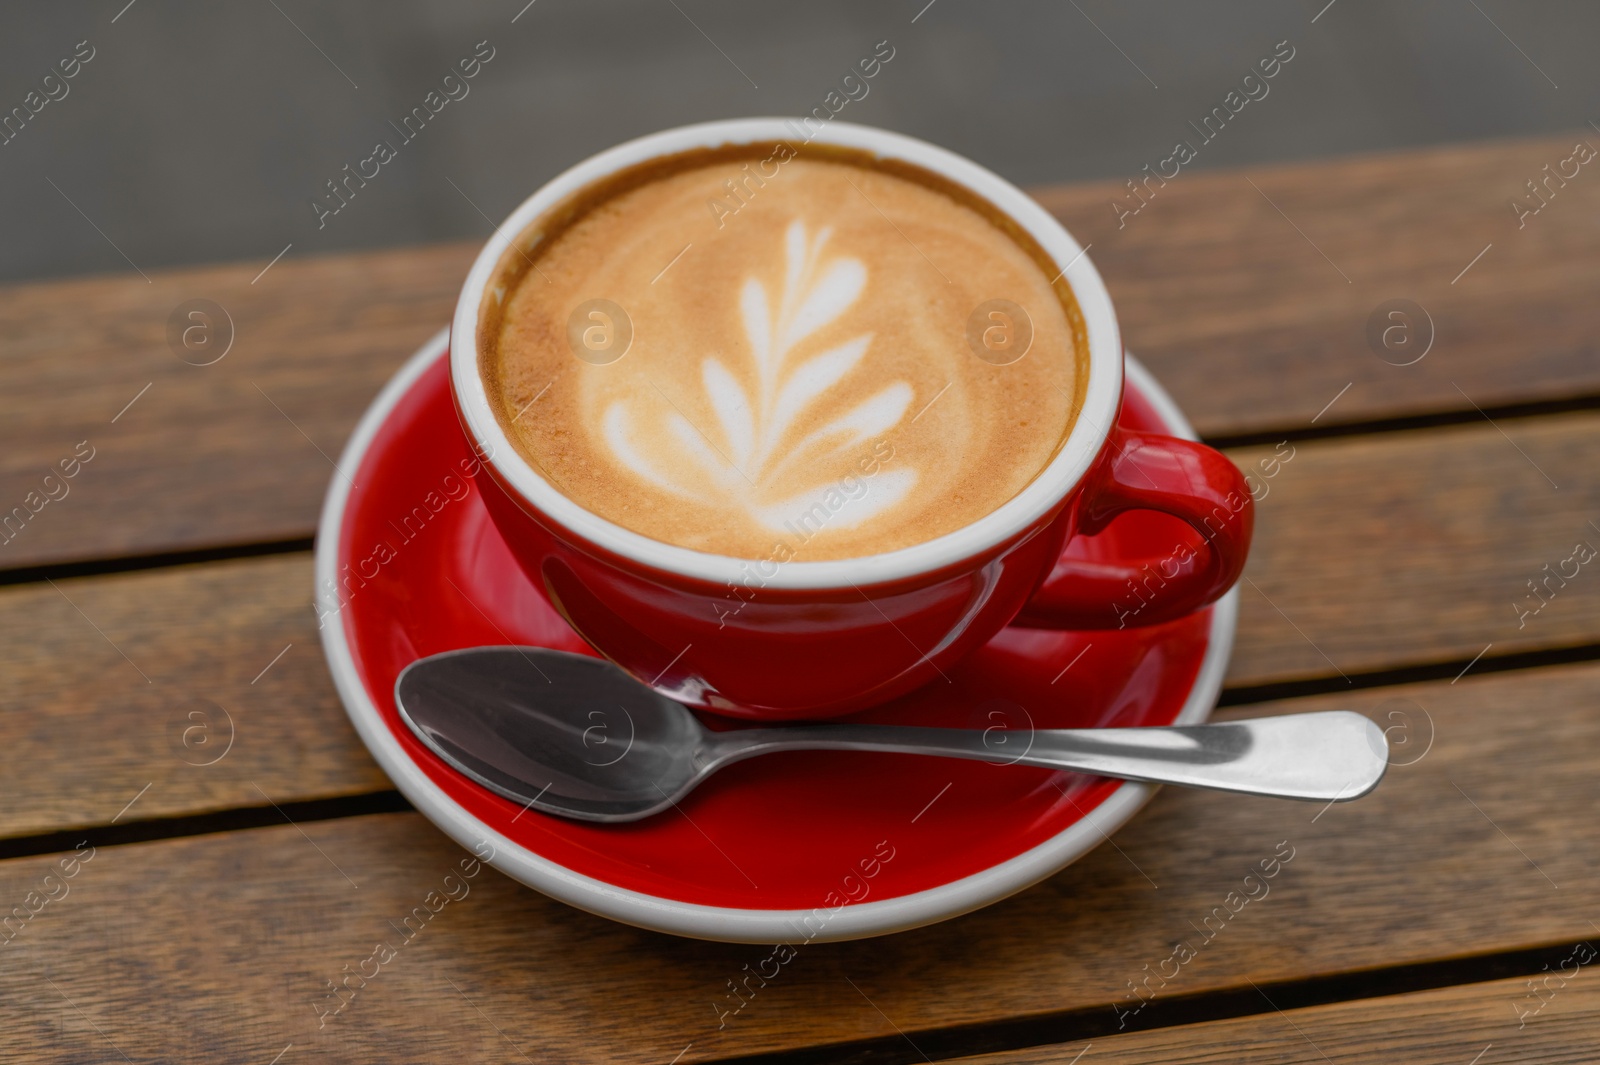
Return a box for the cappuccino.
[481,143,1086,560]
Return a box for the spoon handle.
[716,711,1388,802]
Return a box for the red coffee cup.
[450,119,1252,720]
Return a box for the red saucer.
[316,330,1237,941]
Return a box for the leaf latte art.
[485,151,1084,560]
[603,220,917,533]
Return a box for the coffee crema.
[481,142,1087,561]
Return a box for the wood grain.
[0,660,1596,1063]
[0,554,387,839]
[0,242,473,570]
[4,134,1598,570]
[1037,132,1600,438]
[952,973,1600,1065]
[1226,410,1600,686]
[4,407,1598,839]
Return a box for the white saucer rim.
[315,328,1239,944]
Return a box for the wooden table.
[3,131,1598,1063]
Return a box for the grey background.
[1,0,1591,284]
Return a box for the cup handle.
[1015,426,1254,629]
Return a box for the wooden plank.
[0,554,388,840]
[1037,132,1600,439]
[4,134,1598,569]
[4,408,1598,838]
[2,661,1597,1063]
[1226,410,1600,686]
[951,973,1600,1065]
[0,242,474,569]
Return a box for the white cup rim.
[450,117,1123,590]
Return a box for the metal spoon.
[395,647,1388,823]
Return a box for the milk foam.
[487,152,1083,561]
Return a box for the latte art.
[483,147,1085,560]
[602,219,917,532]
